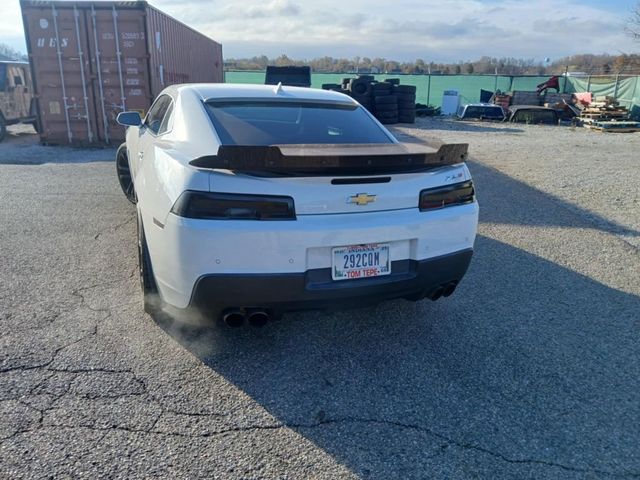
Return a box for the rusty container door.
[85,5,152,144]
[22,0,223,145]
[21,3,98,145]
[145,4,223,96]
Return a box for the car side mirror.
[117,111,142,127]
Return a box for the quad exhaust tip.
[430,282,458,301]
[223,310,245,327]
[222,309,271,327]
[430,287,444,301]
[443,282,457,297]
[247,310,270,327]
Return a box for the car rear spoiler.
[189,141,469,176]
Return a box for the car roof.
[509,105,554,111]
[463,103,502,108]
[172,83,356,105]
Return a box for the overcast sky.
[1,0,637,61]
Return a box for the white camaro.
[116,83,478,327]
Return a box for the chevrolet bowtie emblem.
[348,193,376,206]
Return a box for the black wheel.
[137,212,160,315]
[352,93,371,104]
[398,101,416,110]
[398,108,416,115]
[396,93,416,102]
[375,110,398,118]
[371,83,392,94]
[379,117,398,125]
[116,143,136,204]
[374,95,397,105]
[0,114,6,142]
[385,78,400,85]
[349,78,372,96]
[398,116,416,124]
[374,104,398,113]
[395,85,417,94]
[322,83,341,90]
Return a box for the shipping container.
[20,0,223,145]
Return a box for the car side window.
[158,102,174,135]
[145,95,172,135]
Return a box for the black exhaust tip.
[223,310,245,327]
[430,287,444,301]
[247,310,270,327]
[443,283,457,297]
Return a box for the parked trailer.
[20,0,223,145]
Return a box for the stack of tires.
[321,76,418,125]
[372,81,397,124]
[394,85,417,124]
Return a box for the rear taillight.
[419,181,475,211]
[171,191,296,220]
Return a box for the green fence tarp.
[224,72,640,118]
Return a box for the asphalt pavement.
[1,125,639,479]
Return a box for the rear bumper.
[189,248,473,318]
[147,204,478,309]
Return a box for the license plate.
[332,243,391,281]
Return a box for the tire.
[396,93,416,102]
[398,115,416,124]
[116,143,136,204]
[352,93,371,103]
[358,75,374,81]
[395,85,417,94]
[398,101,415,109]
[379,117,398,125]
[322,83,341,90]
[137,212,160,315]
[374,95,397,105]
[371,83,392,94]
[385,78,400,85]
[349,78,371,96]
[398,108,416,116]
[0,113,6,143]
[375,111,398,119]
[375,106,397,113]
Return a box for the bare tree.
[0,42,27,61]
[627,2,640,40]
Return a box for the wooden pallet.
[584,120,640,133]
[581,113,629,120]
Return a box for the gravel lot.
[1,121,639,479]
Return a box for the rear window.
[463,106,504,119]
[204,101,393,145]
[512,109,557,124]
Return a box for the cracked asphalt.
[1,122,639,479]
